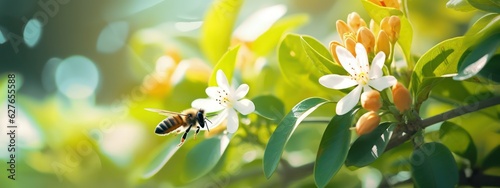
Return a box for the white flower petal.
[336,85,362,115]
[336,45,359,76]
[319,74,358,89]
[234,99,255,115]
[369,51,386,79]
[216,70,230,90]
[355,43,369,73]
[226,109,239,133]
[234,84,249,100]
[206,86,221,98]
[368,76,397,91]
[191,98,225,112]
[206,109,228,130]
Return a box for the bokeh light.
[23,19,42,48]
[96,21,129,54]
[55,55,100,99]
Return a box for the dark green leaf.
[208,45,240,86]
[263,97,329,179]
[300,35,346,75]
[411,142,458,188]
[467,0,500,13]
[252,95,285,123]
[361,0,413,67]
[314,110,357,188]
[183,134,232,181]
[201,0,243,64]
[142,139,182,179]
[439,122,477,165]
[252,14,309,56]
[345,122,395,167]
[454,34,500,81]
[446,0,476,11]
[409,37,465,109]
[482,146,500,169]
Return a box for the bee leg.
[179,124,193,147]
[194,126,201,139]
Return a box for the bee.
[145,108,211,146]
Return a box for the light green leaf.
[252,95,285,123]
[252,14,309,56]
[314,109,357,188]
[278,34,324,86]
[183,134,232,181]
[467,0,500,13]
[439,121,477,165]
[263,97,330,179]
[409,37,465,110]
[209,45,241,86]
[464,13,500,40]
[411,142,458,188]
[361,0,413,68]
[446,0,476,11]
[201,0,243,64]
[345,122,395,167]
[300,35,346,75]
[141,139,182,179]
[454,34,500,81]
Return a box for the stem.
[301,117,331,124]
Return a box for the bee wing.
[145,108,187,117]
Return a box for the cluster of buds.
[331,12,401,65]
[355,82,413,135]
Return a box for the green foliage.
[263,97,329,179]
[142,139,182,179]
[201,0,243,64]
[411,142,459,188]
[314,109,356,188]
[252,95,285,123]
[439,121,477,165]
[482,146,500,169]
[184,134,232,181]
[467,0,500,13]
[301,35,346,75]
[446,0,476,11]
[345,122,395,168]
[208,45,240,86]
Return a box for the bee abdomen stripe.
[167,117,176,126]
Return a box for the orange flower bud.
[383,0,400,9]
[356,27,375,54]
[356,111,381,135]
[330,41,342,64]
[375,30,391,57]
[361,90,382,112]
[367,0,382,6]
[336,20,353,41]
[381,16,400,43]
[344,38,357,56]
[392,82,412,112]
[347,12,367,32]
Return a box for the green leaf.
[252,95,285,123]
[208,45,241,86]
[454,34,500,81]
[278,34,323,85]
[467,0,500,13]
[446,0,476,11]
[411,142,458,188]
[409,37,465,110]
[252,14,309,56]
[314,109,357,188]
[361,0,413,68]
[183,134,232,181]
[263,97,330,179]
[482,146,500,169]
[201,0,243,64]
[439,122,477,165]
[300,35,346,75]
[141,139,182,179]
[345,122,395,168]
[464,13,500,40]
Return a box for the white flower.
[192,70,255,133]
[319,43,396,115]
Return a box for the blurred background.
[0,0,484,187]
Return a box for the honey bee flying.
[145,108,211,146]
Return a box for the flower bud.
[356,27,375,54]
[347,12,367,32]
[330,41,342,64]
[361,90,382,112]
[344,38,357,56]
[375,30,391,57]
[381,16,401,43]
[367,0,382,6]
[384,0,400,9]
[336,20,353,41]
[356,111,381,135]
[392,82,412,112]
